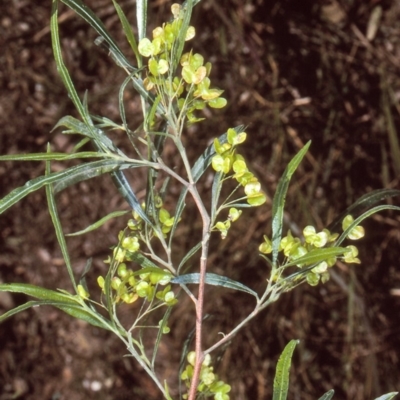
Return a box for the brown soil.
[1,0,400,399]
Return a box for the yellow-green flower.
[303,225,328,248]
[343,245,361,264]
[259,235,272,254]
[342,215,365,240]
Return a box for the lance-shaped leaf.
[0,159,151,215]
[0,283,113,330]
[49,159,145,193]
[283,247,349,268]
[210,171,224,222]
[51,0,93,129]
[46,152,76,289]
[0,300,68,323]
[271,142,311,268]
[178,242,201,273]
[152,307,172,368]
[171,273,259,299]
[108,169,157,230]
[0,151,106,162]
[112,0,141,65]
[66,210,129,237]
[56,303,112,330]
[272,340,299,400]
[0,283,77,304]
[130,252,162,269]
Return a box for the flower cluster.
[97,262,177,306]
[259,215,365,286]
[97,200,178,305]
[212,128,267,204]
[137,4,226,124]
[181,352,231,400]
[114,199,176,265]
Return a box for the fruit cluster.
[259,215,365,286]
[138,3,226,124]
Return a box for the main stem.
[187,189,210,400]
[175,140,211,400]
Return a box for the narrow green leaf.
[0,283,77,304]
[56,303,111,330]
[118,73,135,136]
[318,389,335,400]
[0,159,151,215]
[66,210,129,236]
[374,393,398,400]
[0,286,112,331]
[152,307,172,368]
[72,137,91,152]
[220,202,255,210]
[283,247,349,268]
[210,171,223,222]
[145,95,162,132]
[163,381,174,400]
[177,242,202,273]
[144,171,158,228]
[52,159,144,193]
[271,141,311,268]
[130,252,161,269]
[0,151,108,162]
[0,300,64,323]
[46,151,77,289]
[109,170,157,230]
[171,273,259,299]
[112,0,141,65]
[272,340,299,400]
[91,115,123,130]
[51,0,91,128]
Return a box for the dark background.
[1,0,400,399]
